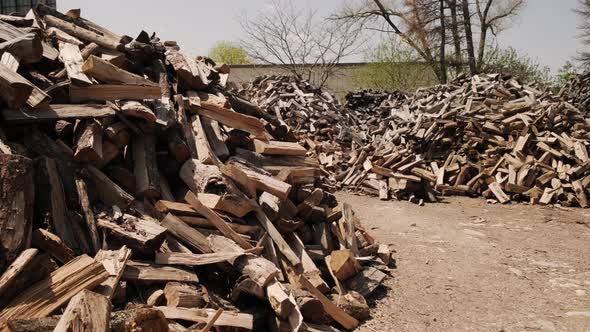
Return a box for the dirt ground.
[335,192,590,332]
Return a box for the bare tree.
[334,0,526,80]
[575,0,590,66]
[240,0,363,88]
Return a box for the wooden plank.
[2,104,115,122]
[298,275,359,330]
[58,41,93,85]
[184,191,253,250]
[83,55,156,86]
[0,255,109,328]
[53,290,111,332]
[69,84,161,102]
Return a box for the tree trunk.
[447,0,462,62]
[477,24,488,71]
[0,154,34,272]
[439,0,448,83]
[461,0,477,75]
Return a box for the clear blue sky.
[58,0,582,72]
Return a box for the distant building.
[0,0,55,15]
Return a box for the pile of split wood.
[345,89,408,113]
[334,74,590,207]
[0,6,391,332]
[562,70,590,114]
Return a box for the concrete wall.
[229,63,369,97]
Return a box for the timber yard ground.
[336,192,590,332]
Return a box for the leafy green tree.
[208,42,250,65]
[553,61,578,89]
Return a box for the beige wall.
[229,63,368,98]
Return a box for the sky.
[57,0,582,72]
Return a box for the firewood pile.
[0,6,391,332]
[336,74,590,207]
[243,73,590,208]
[561,70,590,114]
[344,89,409,113]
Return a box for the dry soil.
[336,192,590,332]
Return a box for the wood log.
[57,41,93,86]
[165,51,209,90]
[208,234,280,288]
[53,290,111,332]
[199,308,224,332]
[0,62,34,108]
[286,233,330,293]
[132,129,161,199]
[69,84,161,103]
[266,280,296,320]
[152,59,175,127]
[328,291,370,321]
[0,154,34,272]
[253,203,301,268]
[155,252,245,266]
[155,200,200,216]
[298,275,359,330]
[2,104,115,122]
[44,15,123,50]
[94,246,132,300]
[327,249,360,282]
[293,289,325,323]
[0,20,58,60]
[31,229,75,264]
[110,307,168,332]
[74,120,103,163]
[228,159,292,200]
[190,114,214,164]
[164,282,207,308]
[0,33,42,64]
[175,95,199,159]
[118,100,157,123]
[377,244,391,265]
[0,248,37,298]
[254,140,307,156]
[82,55,156,86]
[122,260,200,283]
[156,307,253,330]
[195,105,267,139]
[160,213,212,254]
[202,119,229,160]
[83,166,134,208]
[185,191,253,249]
[0,255,109,329]
[5,317,60,332]
[97,214,166,255]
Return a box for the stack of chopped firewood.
[0,6,391,331]
[561,70,590,114]
[336,74,590,207]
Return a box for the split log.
[83,166,134,208]
[0,248,38,298]
[53,290,111,332]
[74,120,103,163]
[69,84,161,103]
[132,129,161,199]
[254,140,307,156]
[44,15,123,51]
[328,249,360,282]
[164,282,207,308]
[118,100,157,123]
[298,275,359,330]
[185,191,253,249]
[0,20,58,60]
[110,307,168,332]
[195,105,267,139]
[57,41,93,85]
[161,213,212,254]
[0,33,42,64]
[122,260,200,284]
[0,255,109,328]
[82,55,156,86]
[31,229,75,264]
[344,267,387,297]
[97,214,166,255]
[156,307,253,330]
[94,246,132,300]
[155,252,245,266]
[0,62,34,108]
[0,154,34,272]
[165,51,209,90]
[5,317,60,332]
[2,104,115,122]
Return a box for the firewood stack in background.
[0,6,391,332]
[242,74,590,208]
